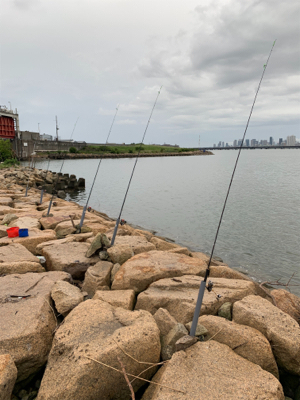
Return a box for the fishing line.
[46,117,79,215]
[110,87,162,246]
[77,106,119,231]
[189,40,276,337]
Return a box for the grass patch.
[76,144,198,155]
[0,158,20,169]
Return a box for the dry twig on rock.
[117,356,135,400]
[85,355,185,394]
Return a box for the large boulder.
[41,241,99,279]
[0,197,13,207]
[107,236,156,264]
[93,289,136,310]
[112,251,207,294]
[81,261,113,296]
[0,354,18,400]
[54,220,79,238]
[141,341,284,400]
[0,272,69,381]
[51,281,84,316]
[0,228,57,255]
[135,275,258,324]
[233,295,300,375]
[150,237,184,252]
[36,237,77,255]
[107,244,134,265]
[0,243,44,274]
[272,289,300,325]
[39,215,76,230]
[199,315,279,378]
[36,300,160,400]
[8,216,41,229]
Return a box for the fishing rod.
[189,40,276,337]
[25,141,37,197]
[110,87,162,246]
[46,117,79,216]
[77,106,119,232]
[39,157,51,204]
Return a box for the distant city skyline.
[213,135,299,148]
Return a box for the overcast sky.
[0,0,299,146]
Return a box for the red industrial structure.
[0,116,15,139]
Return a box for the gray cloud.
[0,0,299,146]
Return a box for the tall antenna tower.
[55,116,59,141]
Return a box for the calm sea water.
[33,149,300,295]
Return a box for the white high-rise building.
[287,135,296,146]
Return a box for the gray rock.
[77,178,85,188]
[82,261,113,297]
[161,323,188,361]
[99,250,108,260]
[1,213,18,225]
[175,335,198,352]
[185,321,208,337]
[218,301,232,320]
[85,233,103,258]
[57,190,66,199]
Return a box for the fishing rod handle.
[79,205,87,229]
[46,198,53,217]
[189,280,206,337]
[111,217,120,246]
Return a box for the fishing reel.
[206,280,214,292]
[206,280,222,300]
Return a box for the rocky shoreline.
[0,165,299,400]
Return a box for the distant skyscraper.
[251,139,256,146]
[238,139,242,146]
[279,138,283,145]
[245,139,250,146]
[287,135,296,146]
[233,140,238,147]
[269,137,273,145]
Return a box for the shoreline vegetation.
[36,144,213,159]
[0,165,299,400]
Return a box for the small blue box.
[19,228,29,237]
